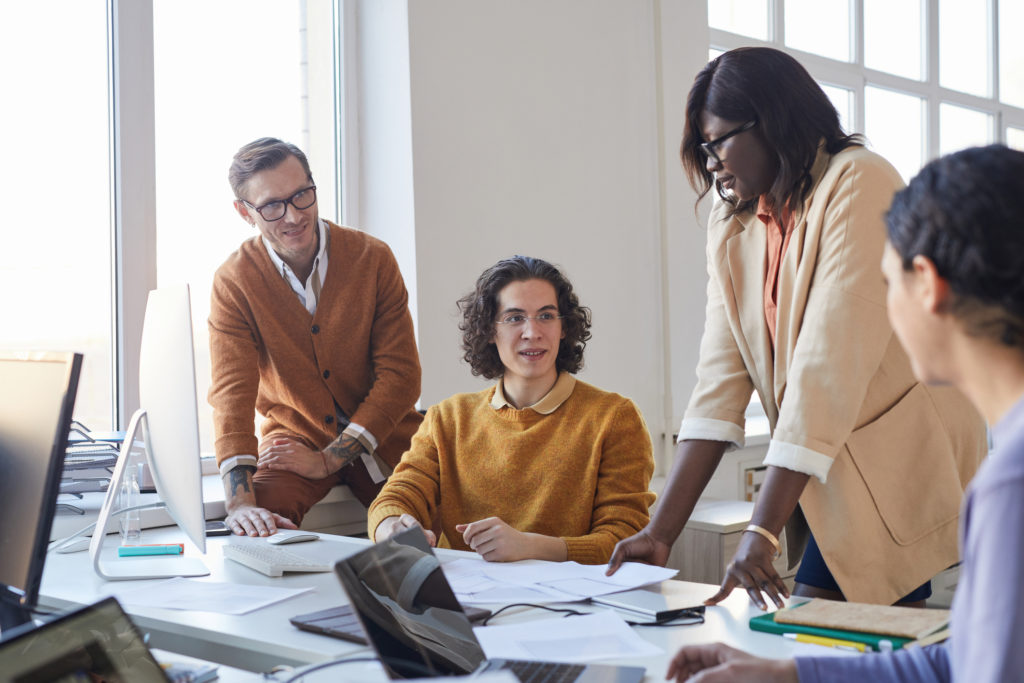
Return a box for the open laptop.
[0,597,169,682]
[333,527,645,682]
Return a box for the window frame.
[110,0,346,431]
[710,0,1024,161]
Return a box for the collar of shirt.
[261,218,330,315]
[490,371,576,414]
[755,195,795,234]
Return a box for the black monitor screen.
[0,352,82,633]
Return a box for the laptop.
[333,527,645,682]
[591,582,710,621]
[0,597,169,682]
[291,601,493,644]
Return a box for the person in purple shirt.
[665,144,1024,682]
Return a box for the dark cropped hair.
[680,47,863,221]
[228,137,313,200]
[458,256,592,379]
[886,144,1024,350]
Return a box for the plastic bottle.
[119,456,142,545]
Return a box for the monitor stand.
[89,409,209,581]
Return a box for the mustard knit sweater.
[367,379,656,564]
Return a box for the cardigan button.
[322,369,330,379]
[325,415,335,425]
[311,324,320,334]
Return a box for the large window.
[0,2,114,430]
[153,0,339,451]
[710,0,1024,180]
[0,2,341,446]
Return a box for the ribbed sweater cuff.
[563,538,609,565]
[366,504,413,541]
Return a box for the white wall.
[354,0,710,467]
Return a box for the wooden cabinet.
[664,499,798,587]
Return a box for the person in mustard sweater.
[367,256,656,564]
[209,138,422,536]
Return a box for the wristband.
[744,524,781,558]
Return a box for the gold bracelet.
[744,524,781,558]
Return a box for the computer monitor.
[0,351,82,635]
[90,285,209,580]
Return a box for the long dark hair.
[680,47,862,221]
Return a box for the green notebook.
[749,607,913,652]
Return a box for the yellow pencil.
[783,633,867,652]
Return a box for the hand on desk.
[226,504,298,537]
[456,517,567,563]
[705,532,788,610]
[375,513,438,546]
[605,530,671,576]
[666,643,797,683]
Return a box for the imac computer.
[90,285,210,580]
[0,351,83,635]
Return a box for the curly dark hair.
[680,47,862,222]
[886,144,1024,350]
[457,256,592,379]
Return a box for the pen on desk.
[782,633,867,652]
[118,544,184,557]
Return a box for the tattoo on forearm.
[228,465,256,498]
[323,435,365,473]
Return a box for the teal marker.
[118,544,184,557]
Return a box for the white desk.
[39,524,840,681]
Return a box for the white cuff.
[219,454,258,477]
[677,417,745,451]
[763,440,834,483]
[344,421,379,452]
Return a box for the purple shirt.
[796,391,1024,683]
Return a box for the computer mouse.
[266,530,319,545]
[54,537,92,553]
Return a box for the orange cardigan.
[208,221,422,503]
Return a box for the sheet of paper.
[474,611,662,662]
[442,558,677,604]
[106,577,313,615]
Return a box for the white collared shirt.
[262,218,330,315]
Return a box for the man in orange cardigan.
[209,138,422,536]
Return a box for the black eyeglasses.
[699,120,757,165]
[241,185,317,222]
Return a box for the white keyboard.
[222,543,333,577]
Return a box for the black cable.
[623,608,705,627]
[480,602,705,628]
[479,602,588,626]
[269,655,439,682]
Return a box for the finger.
[704,575,738,605]
[273,514,299,530]
[748,566,785,608]
[606,546,625,575]
[424,530,437,546]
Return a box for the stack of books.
[750,598,951,652]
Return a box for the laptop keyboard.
[223,543,332,577]
[486,660,586,683]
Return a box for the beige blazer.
[679,145,987,604]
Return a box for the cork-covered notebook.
[773,598,950,639]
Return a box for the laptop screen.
[333,528,487,678]
[0,597,169,682]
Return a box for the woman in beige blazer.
[608,47,986,608]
